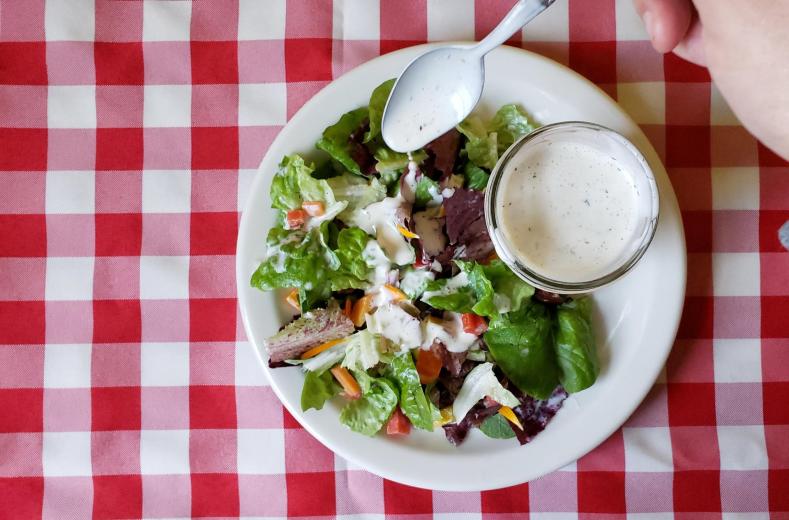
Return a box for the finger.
[672,13,707,66]
[634,0,694,53]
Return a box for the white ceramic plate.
[237,44,686,491]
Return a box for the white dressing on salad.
[341,329,389,371]
[452,362,520,424]
[365,303,422,350]
[421,271,469,301]
[363,197,416,266]
[362,240,391,287]
[420,312,478,353]
[305,200,347,230]
[399,268,435,300]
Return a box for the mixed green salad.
[252,79,599,445]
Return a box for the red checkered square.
[568,42,616,85]
[93,300,141,343]
[44,389,91,431]
[190,1,239,40]
[686,254,712,296]
[577,471,626,513]
[0,42,46,84]
[142,41,191,84]
[284,429,334,473]
[711,126,759,167]
[189,429,237,473]
[677,296,713,339]
[0,344,43,389]
[95,0,143,42]
[682,210,712,253]
[765,426,789,468]
[0,432,42,476]
[667,126,711,168]
[92,257,140,300]
[0,389,42,432]
[0,129,47,170]
[569,0,614,41]
[95,213,142,256]
[0,477,44,519]
[92,387,141,431]
[663,53,711,82]
[769,469,789,511]
[673,470,721,512]
[331,39,380,78]
[190,385,237,429]
[47,129,96,171]
[92,475,142,520]
[0,86,47,127]
[190,298,237,342]
[286,80,330,118]
[481,482,530,513]
[96,86,144,128]
[0,0,44,41]
[0,301,45,345]
[285,0,332,38]
[0,258,45,301]
[764,382,789,425]
[190,212,237,255]
[191,474,239,518]
[578,430,625,470]
[761,211,789,252]
[759,142,789,166]
[46,42,96,85]
[91,343,141,387]
[45,301,93,344]
[713,210,759,252]
[665,82,711,126]
[285,39,333,82]
[616,41,664,81]
[0,215,46,257]
[380,0,426,44]
[191,170,238,213]
[763,339,789,383]
[287,472,337,516]
[91,431,141,475]
[668,383,717,426]
[94,42,144,85]
[475,0,519,42]
[141,387,189,429]
[191,127,239,169]
[238,41,286,83]
[191,84,239,127]
[761,167,789,211]
[283,408,302,429]
[96,128,143,171]
[191,41,238,84]
[626,383,669,427]
[670,426,720,469]
[667,339,714,383]
[189,342,235,385]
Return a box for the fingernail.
[642,10,657,43]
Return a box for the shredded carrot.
[330,366,361,399]
[435,407,454,427]
[498,406,523,430]
[300,338,344,359]
[485,250,499,264]
[285,289,300,311]
[302,200,325,216]
[343,297,352,319]
[350,294,373,327]
[396,225,419,239]
[383,284,407,302]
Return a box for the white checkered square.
[142,0,192,41]
[333,0,380,40]
[139,256,190,300]
[238,0,286,40]
[142,170,191,213]
[523,0,568,41]
[44,344,92,388]
[617,82,665,125]
[717,425,768,470]
[46,171,95,214]
[615,0,649,41]
[235,342,268,387]
[623,427,673,472]
[713,339,762,383]
[427,0,475,41]
[712,167,760,210]
[238,83,288,126]
[45,257,94,301]
[48,86,96,129]
[43,432,92,476]
[141,342,189,387]
[140,430,190,474]
[237,429,285,474]
[45,0,95,41]
[721,514,771,520]
[712,253,760,297]
[143,85,192,128]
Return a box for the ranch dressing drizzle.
[497,140,640,283]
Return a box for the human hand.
[634,0,789,160]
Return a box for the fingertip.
[636,0,694,54]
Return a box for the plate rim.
[236,42,687,491]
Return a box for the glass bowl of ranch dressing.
[485,121,659,294]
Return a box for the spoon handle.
[471,0,555,58]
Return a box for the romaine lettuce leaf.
[301,369,341,411]
[332,227,374,290]
[555,297,599,393]
[457,115,498,169]
[482,259,535,314]
[484,302,560,399]
[414,176,440,208]
[316,107,369,176]
[327,173,386,224]
[490,103,535,153]
[479,413,516,439]
[463,162,489,190]
[341,330,392,371]
[365,78,395,143]
[373,147,427,176]
[389,352,435,431]
[339,372,398,436]
[421,261,497,317]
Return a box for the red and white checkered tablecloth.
[1,0,788,518]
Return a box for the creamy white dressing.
[362,240,391,287]
[421,271,469,301]
[420,312,478,353]
[364,197,416,266]
[365,303,422,351]
[497,140,641,282]
[399,268,435,300]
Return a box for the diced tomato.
[286,209,307,229]
[386,407,411,435]
[413,255,429,269]
[302,200,325,216]
[461,313,488,335]
[416,348,442,384]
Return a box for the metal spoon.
[381,0,556,153]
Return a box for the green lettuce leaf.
[479,413,516,439]
[463,162,490,190]
[365,78,395,143]
[341,330,392,371]
[484,302,560,399]
[389,352,435,431]
[421,261,497,317]
[301,369,341,411]
[414,176,440,208]
[332,227,373,290]
[457,115,498,169]
[327,173,386,223]
[555,297,599,393]
[339,372,399,436]
[373,147,427,176]
[316,107,369,176]
[490,103,536,153]
[482,260,535,314]
[270,154,347,224]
